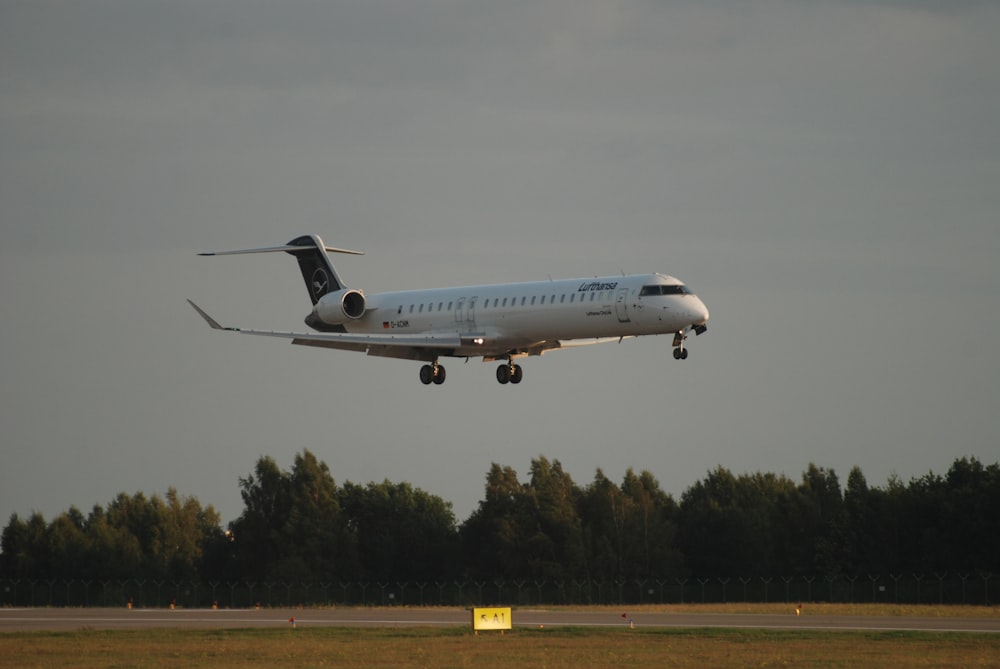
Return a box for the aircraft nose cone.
[694,298,709,325]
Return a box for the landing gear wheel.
[419,365,434,385]
[510,364,523,384]
[681,349,689,360]
[433,365,446,385]
[496,364,510,384]
[672,348,682,360]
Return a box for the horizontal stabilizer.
[198,235,361,306]
[198,244,364,256]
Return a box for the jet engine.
[313,288,366,325]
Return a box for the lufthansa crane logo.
[311,268,330,299]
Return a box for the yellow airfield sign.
[472,607,512,632]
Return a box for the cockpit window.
[640,284,692,296]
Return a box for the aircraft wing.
[189,300,635,362]
[187,300,461,359]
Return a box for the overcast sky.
[2,0,998,527]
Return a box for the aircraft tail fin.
[199,235,364,306]
[284,235,348,305]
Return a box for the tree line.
[2,452,998,588]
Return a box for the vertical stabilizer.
[285,235,347,305]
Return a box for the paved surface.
[1,607,998,633]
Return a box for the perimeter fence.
[2,573,994,608]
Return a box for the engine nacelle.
[314,288,366,325]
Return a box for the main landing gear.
[419,362,446,385]
[496,362,523,385]
[418,360,525,385]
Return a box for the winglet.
[187,299,227,330]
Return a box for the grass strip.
[3,626,999,669]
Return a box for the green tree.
[0,512,48,578]
[523,457,584,579]
[153,488,222,581]
[84,504,143,579]
[461,463,533,579]
[941,457,1000,572]
[577,469,625,579]
[619,469,682,578]
[282,450,351,581]
[229,456,292,580]
[794,464,846,576]
[46,507,89,579]
[678,467,798,576]
[842,465,899,574]
[340,480,457,581]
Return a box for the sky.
[2,0,998,528]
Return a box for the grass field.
[2,605,999,669]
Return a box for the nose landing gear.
[672,331,690,360]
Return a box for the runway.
[2,607,998,634]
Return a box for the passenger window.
[409,305,414,313]
[502,298,507,307]
[521,297,526,306]
[419,304,424,313]
[448,301,453,310]
[590,293,596,301]
[540,296,546,304]
[438,302,443,311]
[560,294,566,303]
[531,296,536,305]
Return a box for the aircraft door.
[616,288,630,323]
[455,297,477,330]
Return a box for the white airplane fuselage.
[324,274,707,358]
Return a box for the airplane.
[188,234,709,385]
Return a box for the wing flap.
[509,336,635,357]
[554,336,635,349]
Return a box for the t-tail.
[197,235,364,330]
